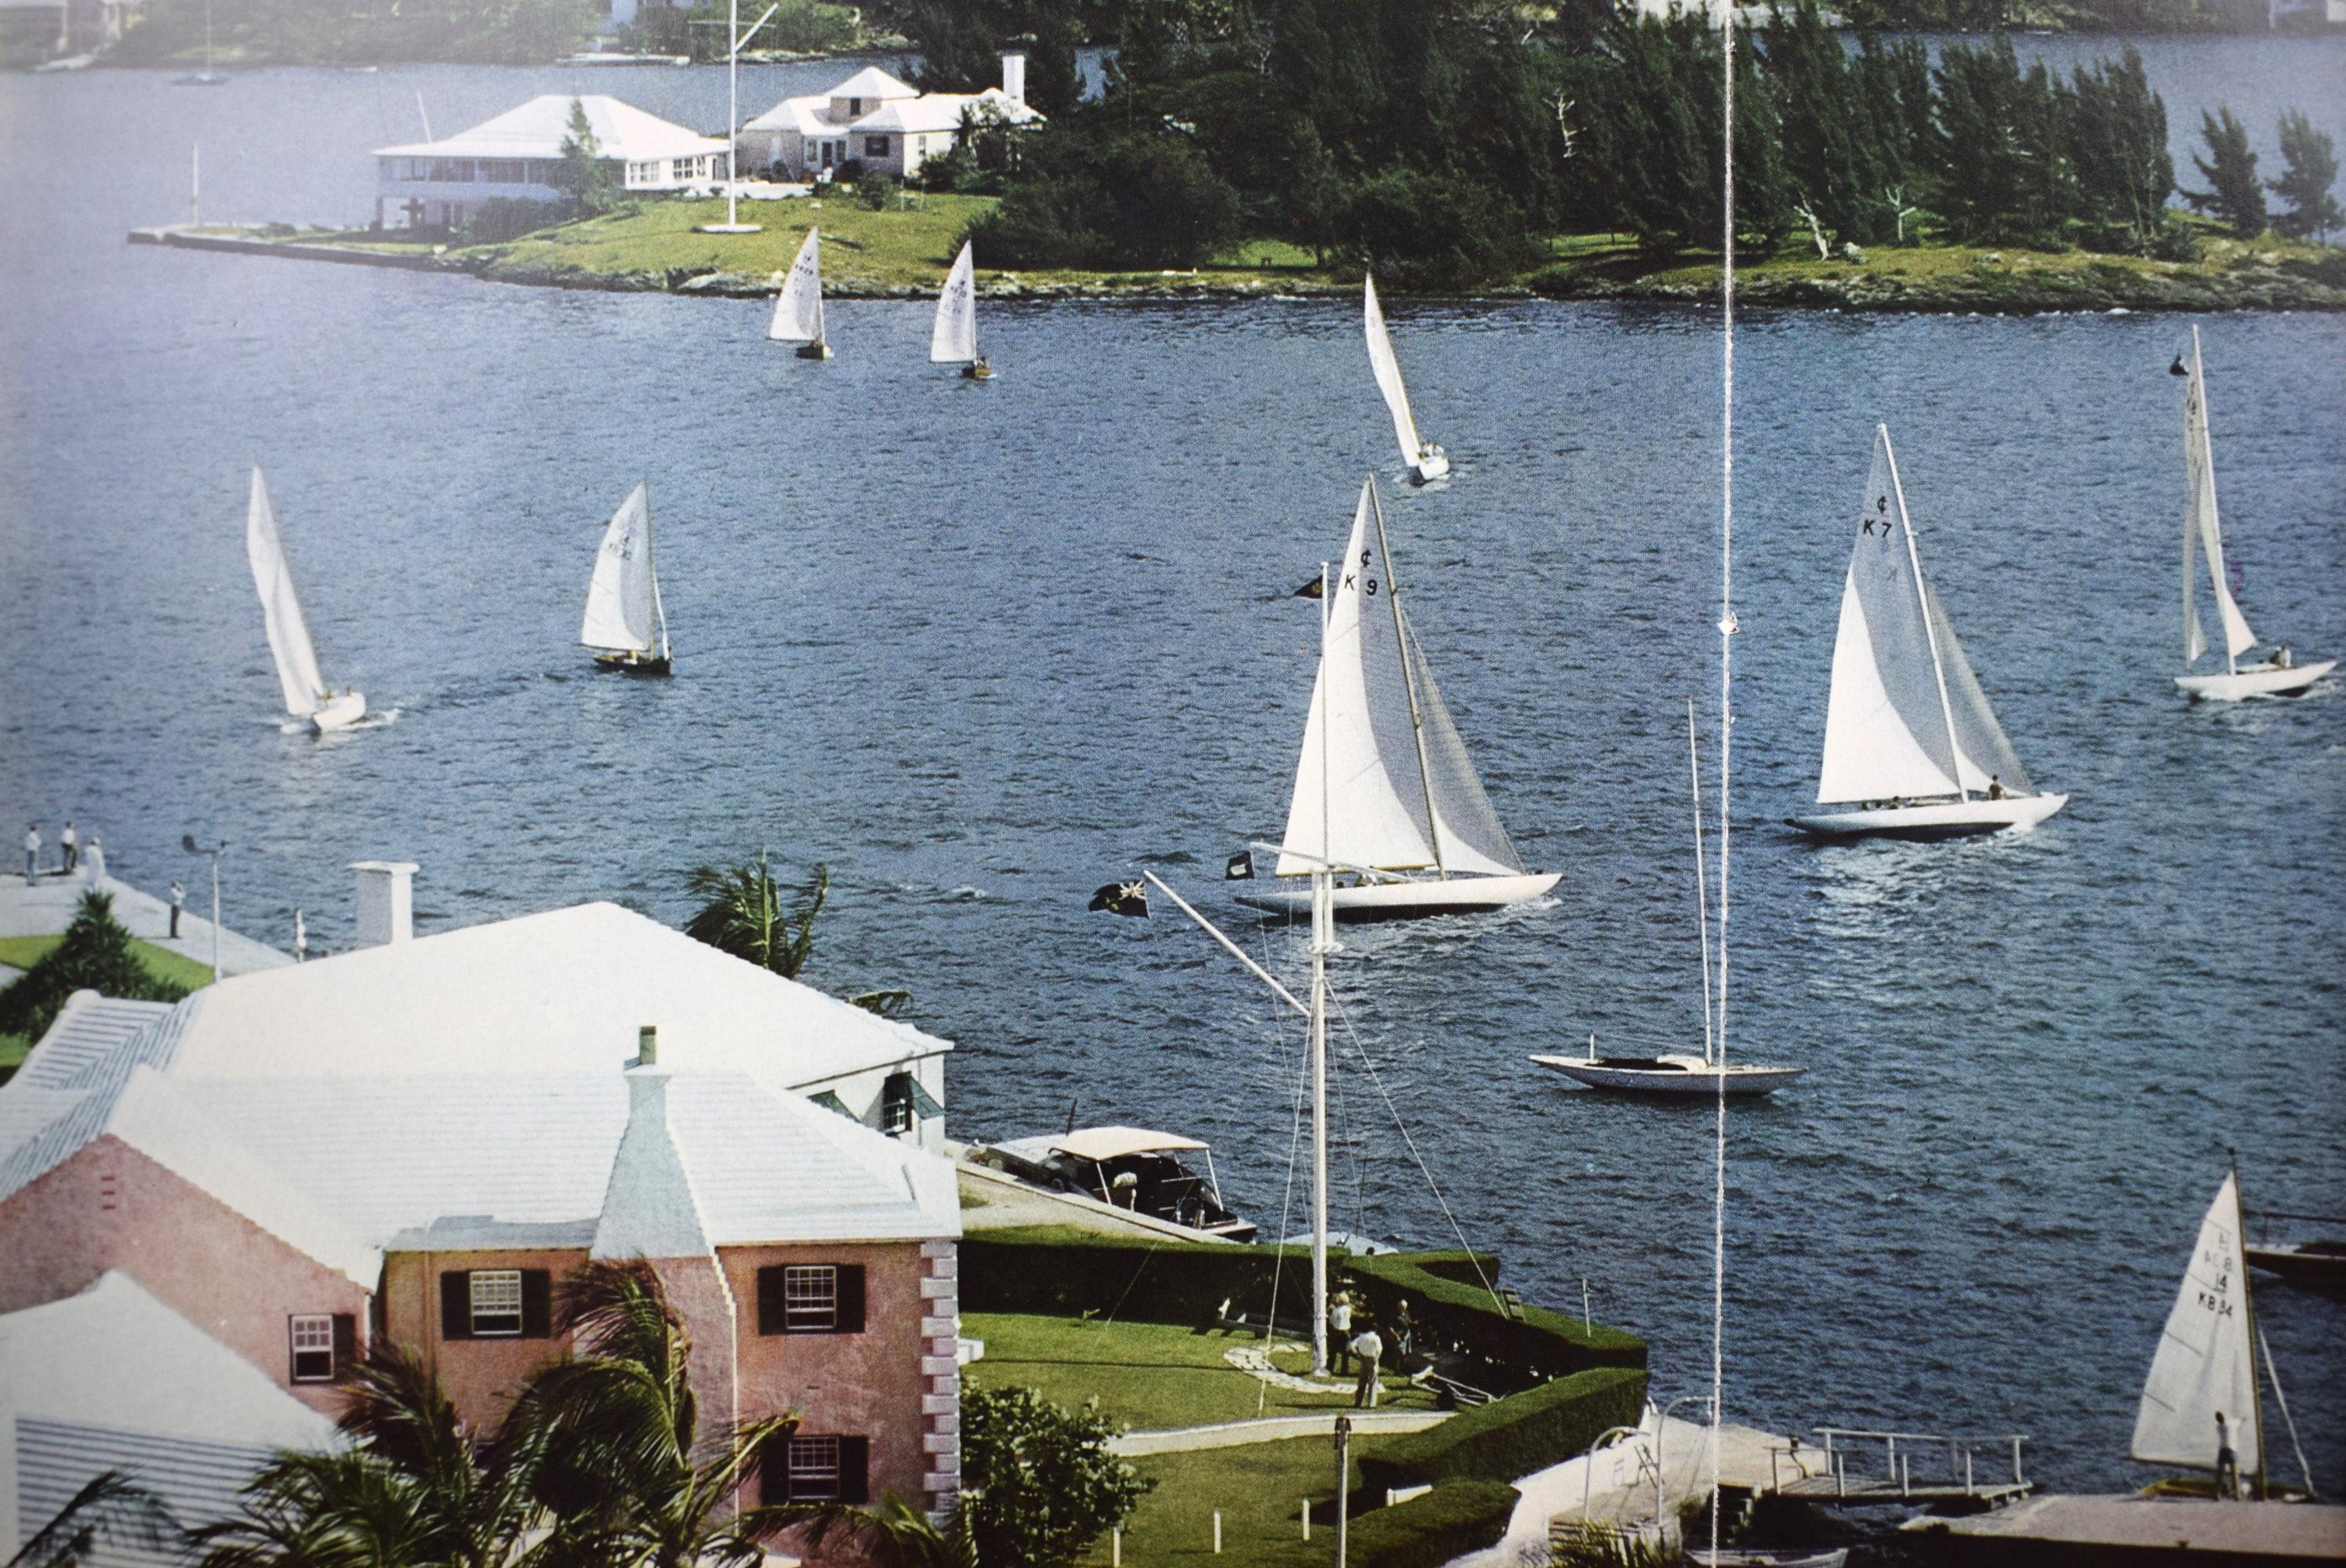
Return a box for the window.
[881,1071,940,1137]
[289,1314,338,1382]
[865,136,889,159]
[440,1268,550,1340]
[470,1270,523,1335]
[787,1436,839,1499]
[480,159,525,183]
[755,1262,865,1335]
[762,1435,868,1504]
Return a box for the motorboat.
[981,1126,1256,1241]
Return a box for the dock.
[1765,1425,2036,1508]
[128,224,456,272]
[1,869,292,979]
[1908,1494,2346,1564]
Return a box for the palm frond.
[6,1471,177,1568]
[682,851,827,978]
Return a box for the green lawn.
[0,935,216,993]
[1076,1436,1414,1568]
[962,1312,1438,1434]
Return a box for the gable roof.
[824,64,920,101]
[375,95,726,162]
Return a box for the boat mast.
[2191,328,2236,678]
[1366,481,1447,879]
[2235,1152,2268,1500]
[1883,431,1968,802]
[1689,698,1715,1069]
[1309,863,1332,1375]
[814,238,827,349]
[642,481,670,661]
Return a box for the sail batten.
[768,228,825,344]
[2131,1172,2261,1476]
[2181,330,2257,666]
[245,466,330,717]
[1364,276,1424,467]
[580,483,658,653]
[931,241,979,364]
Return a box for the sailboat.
[1233,475,1559,921]
[1788,426,2067,840]
[172,0,226,85]
[932,240,989,379]
[580,482,671,675]
[245,467,365,734]
[768,228,832,359]
[1364,275,1447,484]
[2172,328,2333,700]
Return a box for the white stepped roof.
[825,64,921,101]
[376,94,725,161]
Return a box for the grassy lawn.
[0,935,215,993]
[963,1312,1439,1433]
[1075,1436,1412,1568]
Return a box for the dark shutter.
[838,1436,870,1504]
[441,1272,473,1340]
[756,1266,786,1336]
[332,1314,358,1375]
[520,1271,552,1339]
[834,1265,866,1334]
[757,1437,783,1507]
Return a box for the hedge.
[1348,1479,1520,1567]
[1357,1366,1650,1494]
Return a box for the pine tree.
[2267,107,2341,242]
[0,892,193,1044]
[552,97,616,214]
[2067,48,2173,254]
[1933,39,2030,243]
[2184,106,2267,238]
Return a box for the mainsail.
[579,483,659,654]
[1817,426,2031,804]
[2181,328,2256,666]
[2131,1171,2261,1477]
[768,228,825,345]
[245,466,329,718]
[931,241,978,364]
[1276,477,1524,879]
[1363,275,1423,466]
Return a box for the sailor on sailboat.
[1364,275,1447,484]
[1234,475,1558,921]
[245,466,366,734]
[932,240,990,379]
[2171,328,2333,700]
[580,482,672,675]
[769,228,832,359]
[1789,426,2067,840]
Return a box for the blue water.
[1,54,2341,1498]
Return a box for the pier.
[1765,1425,2036,1508]
[1,869,291,979]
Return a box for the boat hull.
[794,341,833,360]
[2175,659,2334,701]
[2244,1241,2346,1287]
[1530,1054,1805,1096]
[308,691,367,733]
[594,651,672,677]
[1789,793,2068,840]
[1407,451,1450,484]
[1234,871,1560,922]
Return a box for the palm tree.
[682,851,826,980]
[5,1471,176,1568]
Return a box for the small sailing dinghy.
[1364,275,1447,484]
[1234,475,1558,921]
[1789,426,2066,840]
[768,228,832,359]
[2172,328,2332,701]
[932,240,989,379]
[245,466,365,734]
[579,482,671,675]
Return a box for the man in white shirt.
[1329,1292,1354,1374]
[24,825,39,887]
[1350,1326,1383,1408]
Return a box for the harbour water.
[2,47,2341,1497]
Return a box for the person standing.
[293,908,307,962]
[1350,1323,1383,1409]
[2214,1410,2240,1500]
[82,833,104,886]
[1391,1299,1417,1359]
[169,881,186,938]
[24,824,39,887]
[1329,1290,1354,1375]
[59,820,78,874]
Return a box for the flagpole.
[1310,864,1331,1376]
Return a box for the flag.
[1225,850,1255,880]
[1293,575,1324,598]
[1088,880,1148,916]
[2170,353,2189,376]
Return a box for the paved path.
[1111,1408,1450,1457]
[0,871,292,977]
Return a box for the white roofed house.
[739,55,1044,183]
[372,93,729,231]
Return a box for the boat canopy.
[1050,1125,1210,1162]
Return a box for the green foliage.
[1348,1479,1520,1568]
[965,118,1241,269]
[0,892,191,1044]
[2185,106,2268,237]
[458,198,569,245]
[1338,169,1540,289]
[2066,47,2174,253]
[856,171,901,211]
[2268,107,2341,242]
[624,0,862,59]
[682,850,826,979]
[7,1471,177,1568]
[552,99,619,216]
[1356,1367,1649,1493]
[889,0,1086,115]
[960,1386,1151,1568]
[113,0,600,66]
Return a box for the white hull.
[2175,658,2333,701]
[1789,792,2067,840]
[1235,870,1559,922]
[1407,450,1449,484]
[1530,1053,1805,1097]
[308,691,367,733]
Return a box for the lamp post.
[181,833,226,980]
[1334,1414,1352,1568]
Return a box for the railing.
[1781,1427,2029,1500]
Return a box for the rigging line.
[1325,991,1507,1316]
[1710,0,1738,1559]
[2257,1324,2316,1500]
[1262,915,1311,1371]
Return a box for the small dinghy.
[932,240,990,380]
[1789,426,2066,840]
[2171,329,2332,701]
[768,228,832,359]
[1364,274,1447,483]
[580,482,671,676]
[245,466,365,734]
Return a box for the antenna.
[414,89,431,142]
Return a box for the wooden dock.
[1761,1425,2036,1510]
[1908,1494,2346,1564]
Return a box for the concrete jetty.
[1909,1494,2346,1564]
[0,870,291,978]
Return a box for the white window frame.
[289,1314,336,1382]
[783,1264,837,1332]
[470,1269,525,1337]
[786,1435,841,1500]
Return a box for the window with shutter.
[756,1263,865,1334]
[470,1269,524,1336]
[289,1315,335,1381]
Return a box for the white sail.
[1364,275,1424,466]
[2131,1171,2261,1477]
[1276,478,1524,880]
[930,240,978,364]
[768,228,825,344]
[245,466,329,717]
[2181,328,2257,666]
[579,483,658,653]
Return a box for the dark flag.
[1225,850,1255,880]
[2170,354,2189,376]
[1293,575,1324,599]
[1088,880,1149,916]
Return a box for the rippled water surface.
[2,50,2341,1497]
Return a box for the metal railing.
[1792,1427,2028,1500]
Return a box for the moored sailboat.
[245,466,365,734]
[2171,328,2332,701]
[1364,275,1448,484]
[932,240,989,379]
[1233,475,1558,921]
[580,482,671,675]
[768,228,832,359]
[1789,426,2066,840]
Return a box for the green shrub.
[0,892,192,1044]
[855,171,899,212]
[1356,1367,1648,1492]
[459,198,569,244]
[1349,1479,1519,1566]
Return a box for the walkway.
[1112,1408,1450,1457]
[0,871,292,978]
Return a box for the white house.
[372,93,729,230]
[739,56,1044,183]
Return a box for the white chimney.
[350,861,419,946]
[1001,51,1026,107]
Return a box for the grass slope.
[0,936,209,1081]
[1077,1435,1415,1568]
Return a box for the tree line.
[113,0,602,67]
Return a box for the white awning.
[1051,1125,1208,1162]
